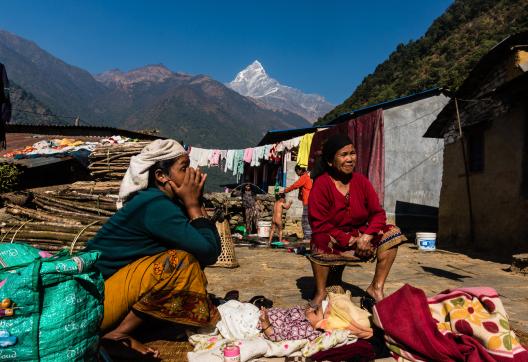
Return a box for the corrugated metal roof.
[0,155,74,168]
[257,125,333,146]
[6,124,165,140]
[327,88,446,125]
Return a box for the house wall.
[284,160,304,221]
[383,94,450,225]
[438,104,528,253]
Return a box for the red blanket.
[372,284,528,362]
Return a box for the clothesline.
[188,133,315,180]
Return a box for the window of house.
[467,126,485,173]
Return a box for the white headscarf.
[117,139,187,208]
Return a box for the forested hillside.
[10,83,55,124]
[318,0,528,124]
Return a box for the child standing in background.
[268,193,292,245]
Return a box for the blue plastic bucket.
[416,232,436,251]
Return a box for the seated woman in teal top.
[87,139,221,358]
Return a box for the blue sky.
[1,0,452,104]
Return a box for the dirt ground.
[206,243,528,332]
[132,241,528,361]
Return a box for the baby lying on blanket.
[258,291,373,342]
[189,293,373,362]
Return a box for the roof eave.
[327,87,446,125]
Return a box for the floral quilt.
[372,284,528,362]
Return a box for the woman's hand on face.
[355,234,374,258]
[168,167,207,208]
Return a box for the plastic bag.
[0,244,104,361]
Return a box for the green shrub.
[0,163,21,193]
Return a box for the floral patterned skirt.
[101,250,219,331]
[308,225,407,266]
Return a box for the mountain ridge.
[95,64,191,88]
[0,30,310,148]
[0,29,108,122]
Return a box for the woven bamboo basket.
[211,220,239,268]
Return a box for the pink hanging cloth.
[308,109,384,203]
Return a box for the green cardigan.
[87,187,221,279]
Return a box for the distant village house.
[247,88,450,233]
[425,31,528,255]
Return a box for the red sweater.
[308,172,386,250]
[284,172,312,206]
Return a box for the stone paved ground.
[206,243,528,332]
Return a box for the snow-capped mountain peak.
[228,60,333,123]
[238,60,266,77]
[231,60,276,97]
[236,60,266,79]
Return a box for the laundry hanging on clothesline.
[187,134,312,180]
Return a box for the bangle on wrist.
[190,216,209,222]
[261,324,272,332]
[308,301,319,310]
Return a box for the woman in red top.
[308,134,406,310]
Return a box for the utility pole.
[455,98,475,247]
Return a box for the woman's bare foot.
[365,284,384,302]
[103,331,160,358]
[310,290,327,309]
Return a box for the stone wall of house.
[204,193,274,226]
[283,160,305,238]
[437,104,528,254]
[284,160,304,221]
[383,94,449,227]
[203,192,303,238]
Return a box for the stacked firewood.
[0,220,100,253]
[203,193,277,228]
[1,184,119,253]
[88,142,150,180]
[68,181,121,195]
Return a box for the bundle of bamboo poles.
[69,181,122,195]
[0,220,100,253]
[32,190,116,223]
[1,183,120,252]
[88,141,150,180]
